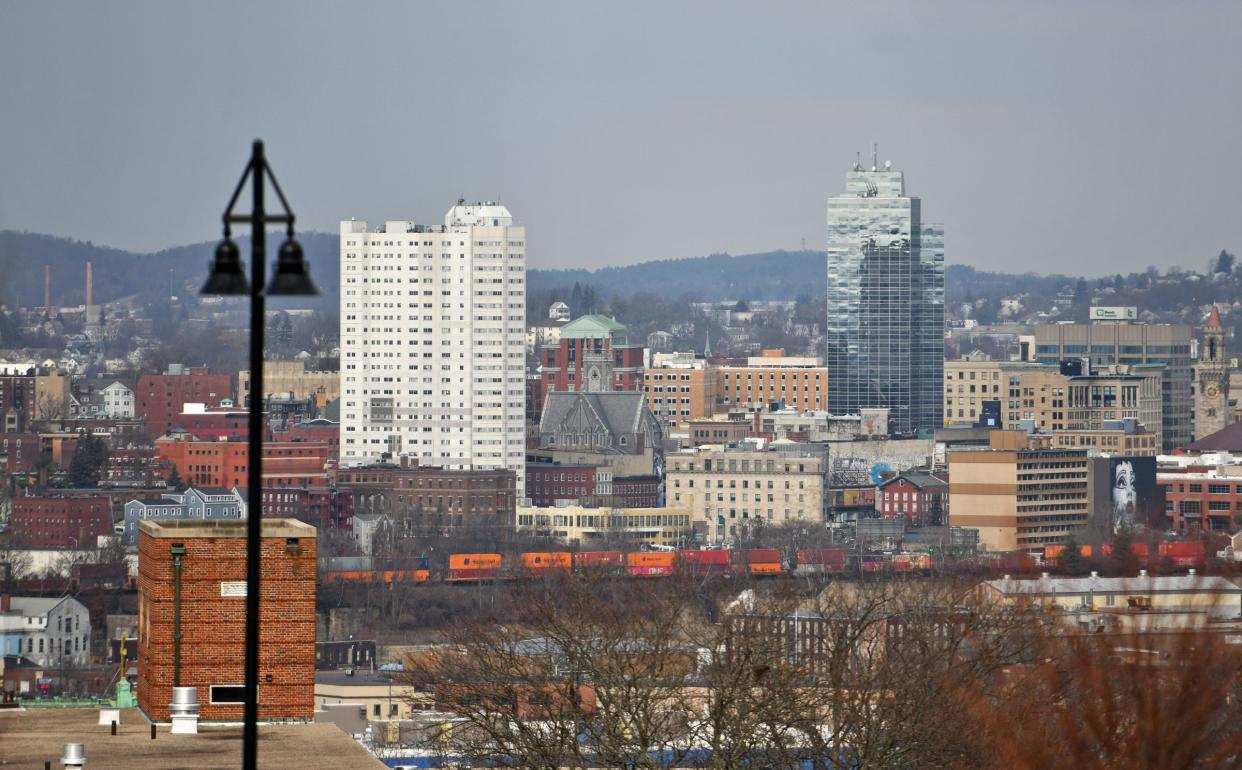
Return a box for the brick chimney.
[86,261,94,307]
[1,594,10,612]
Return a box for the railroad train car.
[321,569,430,585]
[448,553,503,582]
[520,552,573,572]
[794,548,849,576]
[891,553,932,573]
[573,550,626,573]
[1041,541,1205,571]
[678,549,731,577]
[627,551,676,577]
[736,548,783,575]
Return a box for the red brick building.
[612,475,661,508]
[136,518,317,722]
[525,463,604,506]
[875,471,949,527]
[8,493,113,548]
[155,434,330,489]
[336,457,515,527]
[1159,468,1242,532]
[0,376,37,433]
[171,405,250,441]
[135,368,233,438]
[261,486,354,532]
[271,418,340,463]
[0,433,44,475]
[540,315,645,403]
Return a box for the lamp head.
[201,237,250,295]
[265,236,319,296]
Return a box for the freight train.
[319,546,928,585]
[320,539,1210,587]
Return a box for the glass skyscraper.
[826,157,944,435]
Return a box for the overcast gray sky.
[1,0,1239,275]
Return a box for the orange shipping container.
[521,552,572,570]
[449,553,503,570]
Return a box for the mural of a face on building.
[1112,460,1137,531]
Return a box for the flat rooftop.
[138,518,316,539]
[0,707,384,769]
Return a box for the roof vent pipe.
[60,743,85,769]
[169,686,200,735]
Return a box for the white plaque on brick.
[220,581,247,597]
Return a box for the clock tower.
[1194,305,1230,441]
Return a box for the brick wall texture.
[137,527,317,721]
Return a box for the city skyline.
[1,2,1240,276]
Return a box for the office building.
[644,353,716,423]
[714,350,829,413]
[1035,320,1193,450]
[948,443,1089,552]
[339,202,527,496]
[514,502,692,548]
[666,446,825,541]
[826,153,944,435]
[135,366,233,438]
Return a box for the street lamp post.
[201,139,317,769]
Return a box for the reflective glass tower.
[826,154,943,435]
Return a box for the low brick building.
[8,493,113,549]
[155,433,331,489]
[136,518,317,722]
[337,457,515,528]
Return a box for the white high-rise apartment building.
[339,201,527,495]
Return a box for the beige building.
[1035,321,1193,450]
[314,671,425,723]
[943,361,1063,428]
[714,355,829,412]
[979,574,1242,621]
[1051,426,1159,456]
[949,443,1089,552]
[644,357,717,423]
[239,360,339,408]
[666,447,825,542]
[514,502,692,547]
[943,360,1162,439]
[1064,366,1163,436]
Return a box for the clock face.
[1205,382,1221,399]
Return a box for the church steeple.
[703,327,712,359]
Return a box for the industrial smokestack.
[86,261,93,307]
[44,265,51,312]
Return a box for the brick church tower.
[1194,306,1230,441]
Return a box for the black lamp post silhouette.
[201,139,317,769]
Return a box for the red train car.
[892,553,931,573]
[1160,541,1206,568]
[736,548,783,575]
[448,553,503,582]
[794,548,849,576]
[678,549,731,577]
[574,550,626,573]
[627,551,676,577]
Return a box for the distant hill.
[0,230,340,309]
[528,250,827,301]
[2,230,1233,329]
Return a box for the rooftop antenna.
[871,143,878,172]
